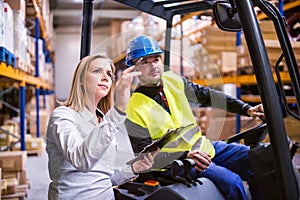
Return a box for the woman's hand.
[187,150,211,172]
[132,149,159,173]
[115,66,141,112]
[247,103,264,119]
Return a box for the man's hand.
[187,150,211,172]
[247,104,264,119]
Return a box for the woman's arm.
[47,106,126,172]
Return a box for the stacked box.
[264,40,300,71]
[193,107,235,135]
[192,107,213,134]
[0,1,4,48]
[30,38,46,77]
[28,109,50,138]
[13,10,27,72]
[44,62,54,84]
[201,25,237,55]
[0,151,26,172]
[0,125,16,147]
[3,3,14,53]
[191,45,220,79]
[27,36,35,58]
[0,151,28,197]
[193,107,260,140]
[38,52,46,79]
[183,66,200,80]
[1,177,18,194]
[206,116,261,140]
[236,45,253,72]
[4,118,20,135]
[260,20,278,40]
[214,51,237,74]
[12,136,44,152]
[284,116,300,141]
[237,20,300,72]
[4,0,26,21]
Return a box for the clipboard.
[126,123,194,165]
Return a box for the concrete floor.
[26,144,50,200]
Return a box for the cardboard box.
[0,1,4,49]
[206,116,261,140]
[0,125,15,146]
[12,136,44,151]
[1,177,18,195]
[2,171,18,179]
[284,116,300,141]
[29,110,50,138]
[0,151,26,171]
[3,3,14,53]
[18,170,26,185]
[4,0,26,20]
[2,170,26,185]
[215,52,237,73]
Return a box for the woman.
[46,55,158,199]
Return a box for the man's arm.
[183,78,251,116]
[125,119,152,153]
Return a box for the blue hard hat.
[125,35,163,66]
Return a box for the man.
[124,35,264,200]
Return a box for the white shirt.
[46,106,136,199]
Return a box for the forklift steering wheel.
[225,123,268,146]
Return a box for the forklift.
[80,0,300,199]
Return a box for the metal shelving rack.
[193,71,297,102]
[0,0,54,151]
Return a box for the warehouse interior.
[0,0,300,199]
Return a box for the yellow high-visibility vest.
[126,71,215,157]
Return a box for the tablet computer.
[126,123,194,165]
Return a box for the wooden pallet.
[221,70,237,77]
[1,192,27,200]
[26,149,43,157]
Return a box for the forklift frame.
[80,0,300,199]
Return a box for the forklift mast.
[80,0,300,199]
[235,0,299,199]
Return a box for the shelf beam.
[241,95,296,104]
[192,71,292,86]
[0,62,53,90]
[257,0,300,20]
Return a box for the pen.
[134,57,143,71]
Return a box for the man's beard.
[139,74,161,86]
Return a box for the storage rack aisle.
[0,0,55,199]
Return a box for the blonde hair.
[62,55,115,114]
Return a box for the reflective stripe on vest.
[126,71,215,157]
[163,125,199,149]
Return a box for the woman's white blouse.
[46,106,136,199]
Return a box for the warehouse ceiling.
[49,0,141,28]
